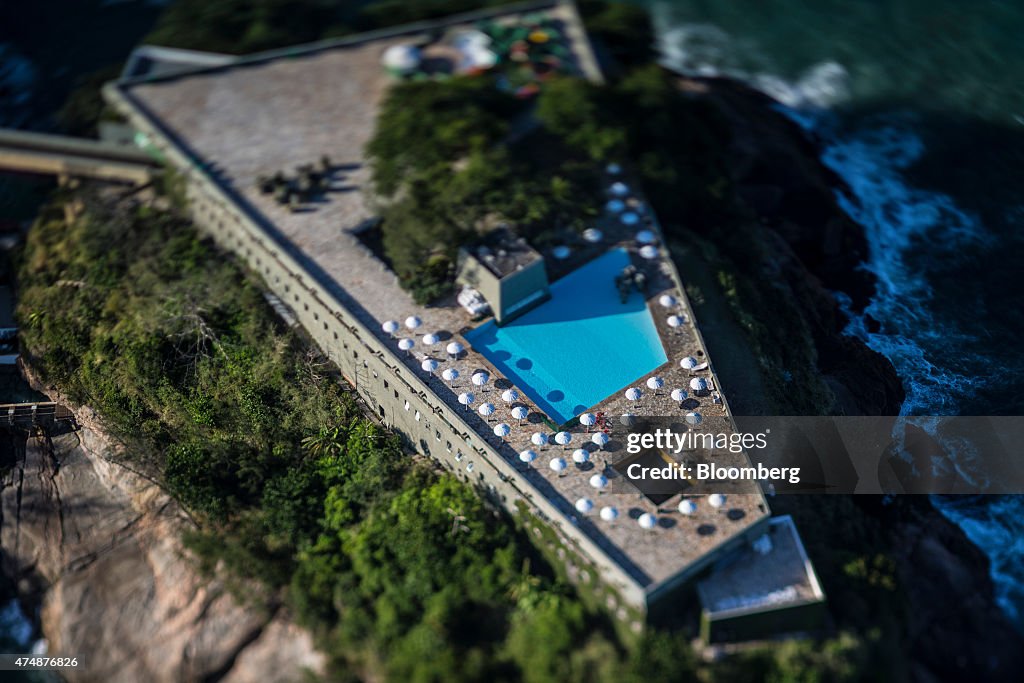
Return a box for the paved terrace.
[122,4,767,588]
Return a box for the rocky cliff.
[0,396,324,683]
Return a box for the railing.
[1,402,75,426]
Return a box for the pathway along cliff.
[0,371,324,683]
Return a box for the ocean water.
[465,248,667,424]
[649,0,1024,629]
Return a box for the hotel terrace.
[104,0,822,635]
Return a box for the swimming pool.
[464,248,667,424]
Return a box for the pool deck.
[119,3,768,590]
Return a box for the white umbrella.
[422,332,440,346]
[667,315,684,330]
[582,227,603,243]
[472,371,489,389]
[639,244,659,260]
[610,181,629,197]
[621,211,639,226]
[442,367,459,385]
[620,412,637,427]
[478,402,495,419]
[625,387,642,402]
[606,162,622,175]
[531,432,549,448]
[658,294,678,308]
[446,341,464,357]
[589,473,608,491]
[646,376,664,395]
[572,448,590,464]
[421,358,439,373]
[554,431,572,448]
[382,44,421,73]
[670,388,687,404]
[599,506,619,522]
[404,315,422,330]
[519,449,538,464]
[382,319,400,335]
[685,411,702,427]
[605,198,625,214]
[636,229,656,244]
[579,412,596,431]
[501,388,519,404]
[575,497,594,514]
[680,356,699,371]
[493,423,511,438]
[549,457,567,474]
[708,493,727,510]
[591,432,609,448]
[678,499,697,515]
[689,377,709,392]
[511,405,529,424]
[458,392,475,409]
[398,338,414,354]
[638,513,657,530]
[552,245,571,260]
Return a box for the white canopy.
[501,388,519,403]
[442,368,460,383]
[422,332,440,346]
[589,474,608,490]
[493,423,511,437]
[404,315,422,330]
[689,377,709,392]
[471,371,489,387]
[552,245,571,260]
[582,227,603,243]
[667,315,684,328]
[621,212,639,226]
[619,413,637,426]
[382,319,400,334]
[646,376,664,391]
[605,198,625,214]
[591,432,609,447]
[709,493,727,509]
[398,338,414,351]
[636,229,656,244]
[638,513,657,529]
[511,405,529,420]
[639,245,659,260]
[670,388,687,403]
[610,181,629,197]
[446,341,464,356]
[478,402,495,417]
[575,498,594,514]
[624,387,642,401]
[579,413,596,427]
[421,358,439,372]
[554,431,572,446]
[519,449,538,463]
[680,356,699,370]
[531,432,549,447]
[549,457,567,472]
[572,448,590,464]
[599,506,619,521]
[605,162,622,175]
[658,294,678,308]
[678,499,697,515]
[685,411,702,426]
[458,392,475,407]
[382,44,422,73]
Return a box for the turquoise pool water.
[465,248,667,424]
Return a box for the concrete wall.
[498,259,549,322]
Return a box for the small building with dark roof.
[456,228,550,323]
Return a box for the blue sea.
[648,0,1024,629]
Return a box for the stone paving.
[127,8,768,587]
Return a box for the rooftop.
[466,227,544,279]
[114,0,769,591]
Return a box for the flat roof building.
[103,0,817,634]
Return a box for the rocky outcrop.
[0,407,324,683]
